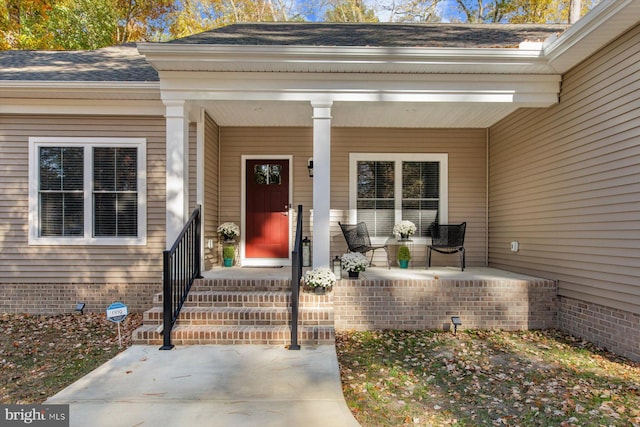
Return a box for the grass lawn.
[2,313,638,427]
[0,312,142,404]
[336,329,640,427]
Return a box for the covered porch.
[202,265,542,282]
[140,201,556,346]
[136,24,564,270]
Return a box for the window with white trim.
[29,138,147,245]
[349,153,448,241]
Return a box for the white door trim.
[240,155,293,267]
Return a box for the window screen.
[356,161,394,237]
[402,161,439,237]
[93,147,138,237]
[39,147,84,237]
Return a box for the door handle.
[282,204,292,216]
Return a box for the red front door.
[245,159,290,261]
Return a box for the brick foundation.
[559,296,640,362]
[0,282,161,314]
[333,278,557,332]
[5,277,639,362]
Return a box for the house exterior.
[0,0,638,360]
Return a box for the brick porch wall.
[333,278,557,332]
[0,282,161,314]
[558,296,640,362]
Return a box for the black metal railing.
[289,204,303,350]
[160,205,202,350]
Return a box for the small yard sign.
[106,302,128,348]
[106,301,128,323]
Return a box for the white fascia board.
[0,81,160,100]
[164,91,557,107]
[158,71,560,85]
[0,98,165,116]
[157,71,560,106]
[544,0,640,73]
[138,43,551,74]
[138,43,543,61]
[0,80,159,91]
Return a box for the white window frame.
[28,137,147,246]
[349,153,448,245]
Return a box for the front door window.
[254,164,282,185]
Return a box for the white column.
[311,101,332,267]
[164,100,190,249]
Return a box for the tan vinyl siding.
[488,24,640,315]
[0,114,166,284]
[218,127,487,267]
[203,114,220,268]
[331,128,487,267]
[219,127,314,244]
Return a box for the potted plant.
[222,245,235,267]
[217,222,240,242]
[341,252,369,279]
[303,267,337,294]
[397,245,411,269]
[393,220,417,240]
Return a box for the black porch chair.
[338,222,390,269]
[427,222,466,271]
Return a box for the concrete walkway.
[46,345,361,427]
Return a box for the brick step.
[132,324,335,346]
[154,291,290,307]
[138,286,336,346]
[142,306,334,326]
[192,278,292,292]
[153,290,333,308]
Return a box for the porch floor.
[196,265,558,332]
[202,265,547,282]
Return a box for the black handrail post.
[289,204,303,350]
[160,249,174,350]
[290,251,300,350]
[195,207,202,279]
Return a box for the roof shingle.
[167,22,568,48]
[0,44,158,82]
[0,23,569,83]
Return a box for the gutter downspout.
[196,109,205,271]
[217,123,222,264]
[486,127,490,267]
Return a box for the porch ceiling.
[153,46,561,128]
[196,99,520,128]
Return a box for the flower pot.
[348,271,359,279]
[223,258,233,267]
[400,233,409,240]
[399,260,409,269]
[314,287,326,295]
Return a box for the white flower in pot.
[304,267,337,291]
[393,220,417,239]
[217,222,240,241]
[340,252,369,273]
